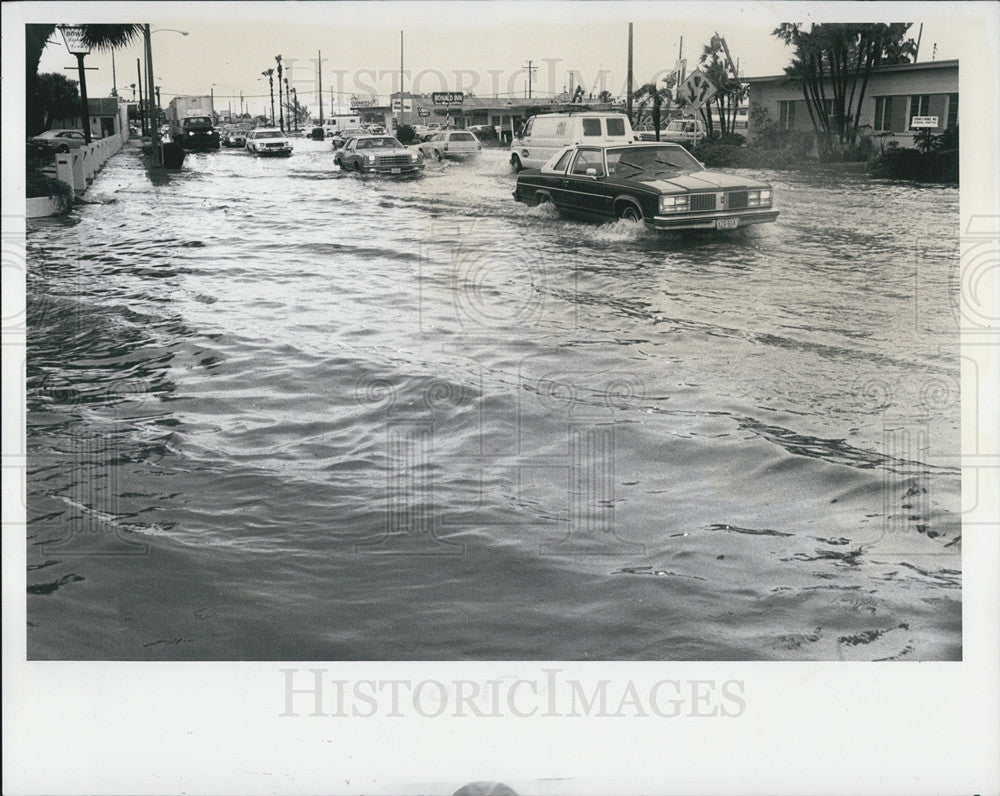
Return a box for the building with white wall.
[746,59,958,147]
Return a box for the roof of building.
[745,57,958,83]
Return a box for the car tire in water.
[435,149,443,162]
[618,203,643,223]
[353,161,362,173]
[511,154,523,172]
[57,144,70,153]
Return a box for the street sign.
[910,116,939,128]
[391,99,413,112]
[676,69,717,110]
[431,91,464,105]
[418,107,430,117]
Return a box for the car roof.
[252,128,284,133]
[356,134,399,140]
[38,129,82,136]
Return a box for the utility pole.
[144,24,158,145]
[399,30,404,125]
[137,58,146,135]
[284,77,290,129]
[155,85,161,112]
[317,50,324,125]
[276,54,284,131]
[522,60,536,99]
[626,23,634,123]
[914,23,923,61]
[111,51,117,97]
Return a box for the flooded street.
[26,139,960,660]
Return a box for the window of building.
[873,96,893,131]
[778,100,796,130]
[946,93,958,129]
[909,94,930,128]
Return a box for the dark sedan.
[513,143,778,231]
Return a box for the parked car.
[330,127,368,150]
[222,125,249,147]
[418,130,482,161]
[245,128,292,156]
[28,129,88,153]
[337,135,423,175]
[412,123,446,142]
[366,123,386,134]
[513,142,778,232]
[656,118,707,145]
[510,112,635,171]
[466,124,498,141]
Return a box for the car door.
[539,148,575,209]
[562,148,609,218]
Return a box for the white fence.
[53,134,125,195]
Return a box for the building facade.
[54,96,130,142]
[746,59,958,146]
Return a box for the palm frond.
[79,24,144,52]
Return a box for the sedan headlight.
[747,189,773,207]
[410,152,419,162]
[658,195,689,213]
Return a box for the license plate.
[391,167,401,174]
[717,217,739,230]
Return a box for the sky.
[25,2,978,116]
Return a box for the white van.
[510,112,635,170]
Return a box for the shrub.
[26,171,74,211]
[867,147,957,183]
[395,124,416,144]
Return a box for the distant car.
[222,125,249,147]
[330,127,368,149]
[245,128,292,156]
[418,130,482,161]
[366,123,386,134]
[513,142,778,232]
[466,124,497,141]
[654,118,707,144]
[412,123,446,142]
[28,129,88,152]
[337,135,423,175]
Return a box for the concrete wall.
[53,134,124,196]
[747,61,958,145]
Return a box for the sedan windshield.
[355,137,403,149]
[607,145,702,175]
[254,132,284,139]
[183,117,212,126]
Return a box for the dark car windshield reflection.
[607,145,703,175]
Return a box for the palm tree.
[27,23,143,135]
[632,75,676,138]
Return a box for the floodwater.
[25,138,961,660]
